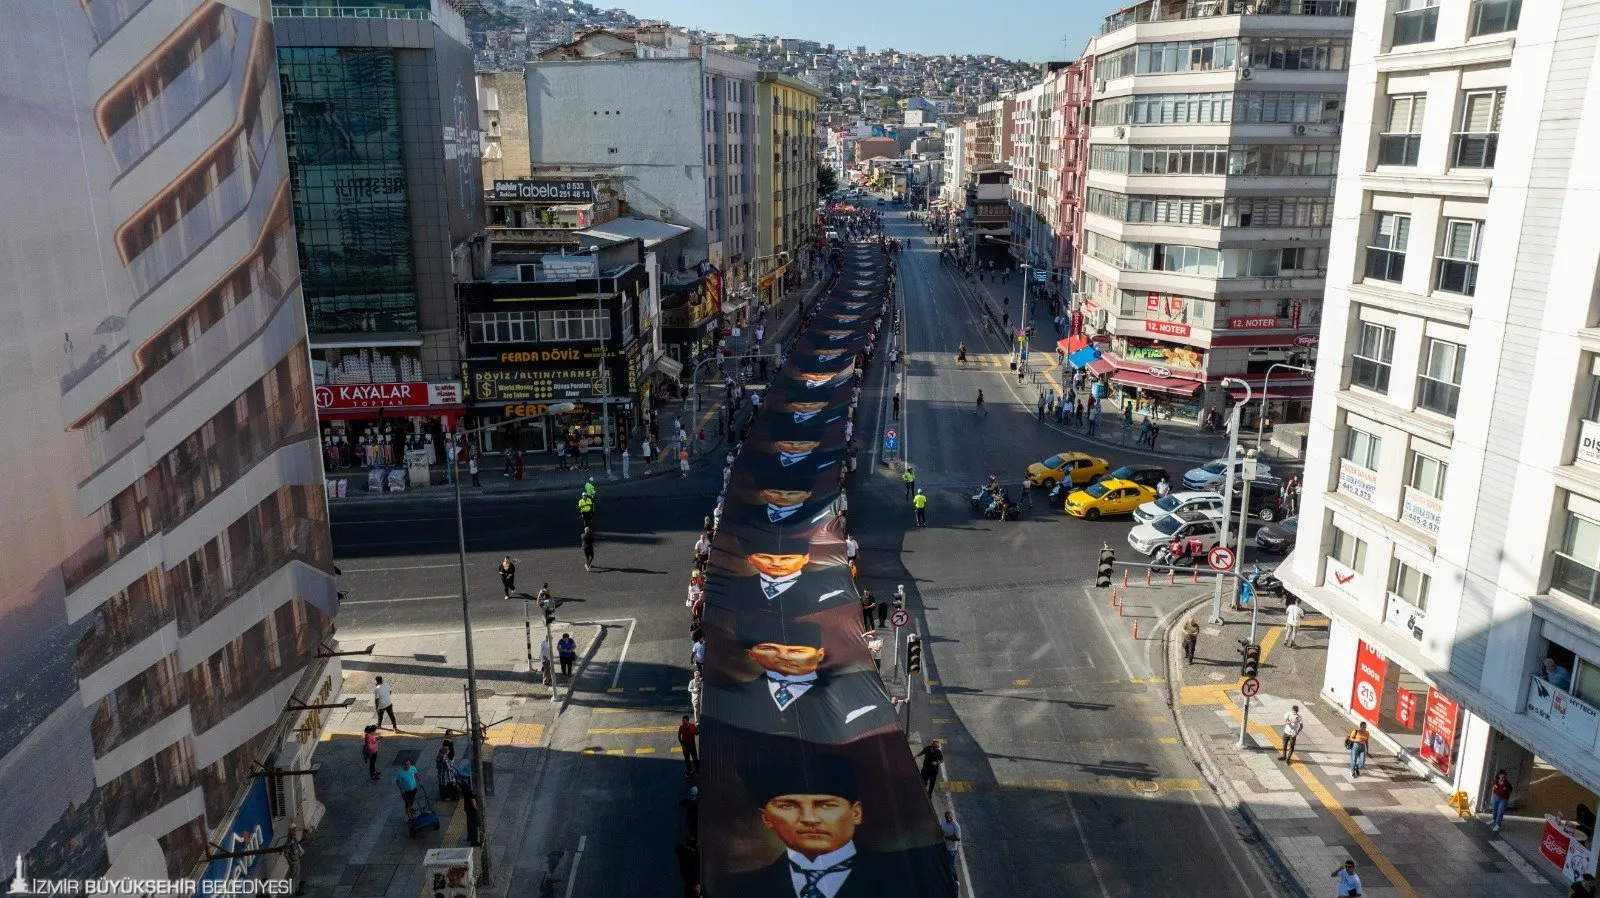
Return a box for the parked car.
[1026,452,1109,488]
[1182,457,1273,492]
[1233,474,1287,522]
[1064,479,1157,520]
[1133,490,1225,526]
[1255,516,1299,555]
[1096,464,1171,489]
[1127,508,1225,557]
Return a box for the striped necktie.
[791,856,855,898]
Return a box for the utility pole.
[450,439,491,884]
[583,244,615,480]
[1210,379,1252,625]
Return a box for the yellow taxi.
[1064,478,1157,520]
[1026,451,1110,488]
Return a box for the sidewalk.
[300,622,603,898]
[959,269,1280,464]
[328,274,836,503]
[1160,596,1556,897]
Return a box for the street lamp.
[1257,363,1316,450]
[1209,378,1252,625]
[583,245,615,480]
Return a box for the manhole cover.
[392,749,420,766]
[476,688,496,699]
[1131,779,1161,794]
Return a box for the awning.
[1085,358,1116,376]
[1068,346,1102,369]
[1224,382,1315,401]
[1056,338,1074,355]
[574,216,691,249]
[1112,369,1205,397]
[643,354,684,383]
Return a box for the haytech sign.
[314,382,462,411]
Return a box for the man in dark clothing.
[582,526,595,571]
[674,837,701,898]
[917,741,945,797]
[860,589,878,631]
[457,770,482,847]
[875,592,890,628]
[557,633,578,677]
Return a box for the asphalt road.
[862,210,1291,897]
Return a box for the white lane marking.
[1059,789,1114,898]
[610,618,637,689]
[341,594,456,605]
[1080,588,1140,682]
[563,835,587,898]
[338,563,458,573]
[1187,787,1278,896]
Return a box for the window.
[1366,212,1409,282]
[1553,510,1600,606]
[1416,338,1465,416]
[537,308,610,342]
[1379,95,1426,166]
[468,311,537,344]
[1232,92,1344,125]
[1408,452,1448,499]
[1454,90,1503,168]
[1393,0,1440,46]
[1351,321,1395,393]
[1391,562,1432,611]
[1331,527,1368,572]
[1344,427,1382,471]
[1470,0,1521,37]
[1240,37,1351,72]
[1435,220,1481,296]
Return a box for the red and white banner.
[1351,640,1387,725]
[1228,316,1281,330]
[1145,320,1191,338]
[1418,686,1459,774]
[314,381,463,411]
[1395,689,1416,729]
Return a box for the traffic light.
[906,633,923,675]
[543,603,557,626]
[1096,547,1115,589]
[1240,642,1261,678]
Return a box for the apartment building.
[755,72,823,312]
[1077,0,1354,424]
[939,123,968,209]
[0,0,336,882]
[1284,0,1600,861]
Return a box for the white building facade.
[940,124,968,208]
[1077,1,1355,423]
[1284,0,1600,849]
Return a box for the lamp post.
[583,245,615,480]
[1257,363,1316,450]
[1209,378,1252,625]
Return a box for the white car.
[1132,490,1225,526]
[1182,457,1273,492]
[1127,508,1225,557]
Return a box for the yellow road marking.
[1259,624,1285,666]
[634,747,655,755]
[931,717,955,724]
[636,686,656,692]
[587,725,678,735]
[1180,683,1233,706]
[484,723,545,746]
[925,679,940,686]
[1013,678,1032,686]
[607,688,624,694]
[941,781,974,793]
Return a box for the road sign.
[1034,270,1048,282]
[891,609,910,628]
[1241,677,1261,697]
[1208,546,1236,571]
[884,427,898,450]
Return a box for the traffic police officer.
[578,491,595,528]
[913,488,927,527]
[902,465,917,501]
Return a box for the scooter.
[1152,538,1205,570]
[1251,564,1285,598]
[982,492,1018,521]
[957,343,967,363]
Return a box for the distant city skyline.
[611,0,1104,62]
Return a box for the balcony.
[106,33,236,173]
[153,402,314,533]
[84,0,159,46]
[1377,134,1421,167]
[1527,674,1600,754]
[189,613,317,734]
[101,744,196,835]
[1099,0,1355,34]
[1364,248,1406,283]
[92,676,184,757]
[172,520,329,637]
[1470,0,1521,36]
[269,4,434,22]
[76,574,174,679]
[1392,6,1439,46]
[1434,257,1478,296]
[1452,133,1499,169]
[62,513,156,595]
[139,261,289,418]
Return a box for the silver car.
[1132,490,1225,526]
[1182,457,1273,492]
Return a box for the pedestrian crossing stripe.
[937,778,1202,794]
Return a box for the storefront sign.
[1144,320,1191,338]
[1228,316,1281,329]
[1351,640,1387,725]
[473,368,611,402]
[1578,419,1600,466]
[314,381,463,411]
[496,347,616,364]
[1293,333,1320,347]
[1291,300,1303,330]
[1125,345,1168,361]
[1147,365,1172,379]
[502,402,590,417]
[493,178,597,202]
[1337,459,1379,504]
[1527,675,1600,748]
[1147,292,1160,311]
[199,778,275,885]
[1402,487,1443,535]
[1071,310,1083,335]
[1418,686,1458,774]
[1384,591,1426,643]
[1327,555,1361,598]
[1543,817,1576,870]
[1395,688,1416,729]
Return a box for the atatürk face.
[748,553,809,578]
[747,642,825,676]
[760,794,862,859]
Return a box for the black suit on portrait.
[713,847,946,898]
[704,670,898,744]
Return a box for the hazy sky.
[613,0,1108,62]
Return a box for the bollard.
[1169,569,1176,586]
[1110,589,1119,610]
[1132,619,1140,639]
[1122,569,1129,588]
[1116,595,1124,617]
[1192,569,1201,585]
[1145,569,1152,587]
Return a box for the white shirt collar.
[768,503,803,523]
[760,570,803,598]
[787,840,858,898]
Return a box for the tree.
[817,166,838,195]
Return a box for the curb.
[1160,595,1308,898]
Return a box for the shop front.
[313,381,463,471]
[661,269,723,371]
[468,346,632,454]
[1102,337,1209,420]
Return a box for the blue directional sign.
[1034,270,1048,282]
[884,428,898,450]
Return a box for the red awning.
[1085,358,1116,376]
[1224,382,1315,401]
[1112,369,1205,396]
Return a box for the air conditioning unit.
[1239,67,1254,81]
[1294,124,1308,136]
[1095,79,1107,93]
[1115,126,1126,138]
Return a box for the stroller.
[406,783,441,837]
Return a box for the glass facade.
[279,46,417,333]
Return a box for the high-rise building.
[0,0,335,882]
[273,0,484,466]
[1285,0,1600,825]
[1075,1,1355,424]
[754,72,823,311]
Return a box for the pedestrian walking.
[903,465,917,500]
[457,765,482,847]
[916,740,945,797]
[374,676,397,731]
[845,531,860,573]
[1489,769,1512,832]
[1285,601,1305,647]
[893,391,901,419]
[641,438,653,474]
[675,837,701,898]
[688,669,703,720]
[557,632,577,677]
[582,525,596,571]
[620,438,630,480]
[679,446,691,477]
[940,811,962,881]
[914,488,927,527]
[396,758,421,818]
[691,634,705,674]
[1148,423,1160,450]
[362,725,380,780]
[1331,860,1363,897]
[283,825,306,896]
[1156,475,1171,498]
[677,714,701,775]
[1037,393,1046,421]
[860,588,878,631]
[1346,722,1371,776]
[468,455,480,487]
[499,556,516,598]
[1021,476,1033,510]
[1281,705,1305,762]
[1181,616,1200,664]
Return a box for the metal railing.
[76,576,174,679]
[1452,132,1499,169]
[270,4,433,21]
[107,34,236,173]
[1377,134,1421,167]
[172,519,328,636]
[1101,0,1355,34]
[1434,257,1478,296]
[61,512,156,595]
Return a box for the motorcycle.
[970,478,1002,511]
[1152,538,1205,571]
[1250,564,1285,598]
[957,343,967,363]
[981,491,1019,521]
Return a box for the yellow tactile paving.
[586,724,680,735]
[484,722,545,746]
